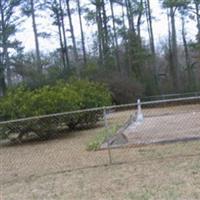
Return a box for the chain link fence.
[1,96,200,184]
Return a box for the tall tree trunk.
[30,0,41,73]
[109,0,121,72]
[55,3,66,69]
[167,9,174,90]
[121,1,126,32]
[121,1,131,75]
[77,0,87,66]
[170,7,179,90]
[145,0,155,55]
[194,0,200,43]
[3,45,10,86]
[145,0,157,84]
[181,14,192,89]
[96,1,103,65]
[125,0,142,78]
[6,65,12,86]
[0,1,7,95]
[136,0,143,48]
[65,0,79,77]
[102,0,109,61]
[125,0,135,33]
[59,0,70,70]
[0,67,6,96]
[65,0,78,61]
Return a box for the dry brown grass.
[1,104,200,200]
[1,142,200,200]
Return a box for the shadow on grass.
[0,123,104,148]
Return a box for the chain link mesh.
[1,96,200,186]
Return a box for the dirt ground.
[124,111,200,144]
[1,104,200,200]
[1,142,200,200]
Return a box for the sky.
[15,0,198,54]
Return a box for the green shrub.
[70,79,112,108]
[0,80,111,120]
[0,86,32,120]
[0,80,112,140]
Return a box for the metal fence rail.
[141,91,200,101]
[0,96,200,141]
[1,95,200,125]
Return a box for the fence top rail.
[141,91,200,100]
[0,96,199,125]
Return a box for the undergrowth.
[86,125,119,151]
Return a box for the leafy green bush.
[70,79,112,108]
[1,80,111,120]
[0,80,112,140]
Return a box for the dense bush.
[0,80,112,140]
[0,85,81,120]
[0,80,111,120]
[102,73,144,104]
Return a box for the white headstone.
[136,99,144,123]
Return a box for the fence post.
[107,140,112,165]
[103,107,108,129]
[103,107,112,165]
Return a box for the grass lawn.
[2,141,200,200]
[1,104,200,200]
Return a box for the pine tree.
[162,0,190,90]
[0,0,22,95]
[48,0,70,70]
[21,0,45,73]
[194,0,200,42]
[77,0,87,66]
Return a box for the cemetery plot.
[124,111,200,145]
[104,104,200,148]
